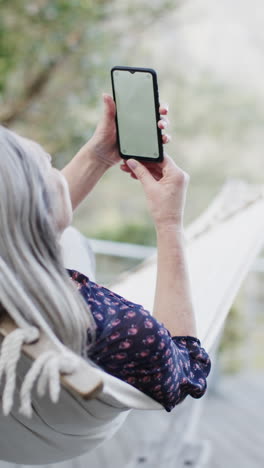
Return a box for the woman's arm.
[61,93,170,211]
[61,145,108,211]
[124,155,197,339]
[153,225,198,338]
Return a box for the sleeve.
[170,335,211,402]
[66,268,212,412]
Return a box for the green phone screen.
[112,69,160,159]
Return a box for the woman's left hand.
[85,93,171,169]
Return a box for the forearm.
[61,145,108,211]
[153,225,198,338]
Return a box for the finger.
[134,160,162,169]
[121,161,154,170]
[159,152,181,174]
[121,158,166,170]
[102,93,116,119]
[120,164,131,172]
[121,161,164,180]
[152,173,161,181]
[121,163,162,182]
[120,164,137,176]
[125,153,177,176]
[159,103,169,115]
[129,170,160,181]
[121,161,161,172]
[162,134,171,144]
[158,117,170,129]
[126,159,156,188]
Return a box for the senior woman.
[0,93,211,413]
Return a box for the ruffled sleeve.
[170,335,211,403]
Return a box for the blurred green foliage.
[86,221,156,246]
[0,0,176,167]
[0,0,105,94]
[0,0,111,161]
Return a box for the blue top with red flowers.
[67,268,211,412]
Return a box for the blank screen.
[112,70,160,159]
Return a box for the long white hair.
[0,125,96,358]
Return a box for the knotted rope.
[19,349,80,418]
[0,326,80,418]
[0,258,81,417]
[0,326,39,415]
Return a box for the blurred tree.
[0,0,107,122]
[0,0,111,167]
[0,0,178,168]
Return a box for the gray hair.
[0,125,96,358]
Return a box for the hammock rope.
[186,180,264,243]
[0,325,80,418]
[19,349,80,418]
[0,256,81,417]
[0,180,263,419]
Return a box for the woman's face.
[50,163,73,236]
[16,135,73,236]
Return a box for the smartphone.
[111,66,164,162]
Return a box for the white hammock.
[0,179,263,465]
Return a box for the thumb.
[102,93,116,121]
[126,159,154,188]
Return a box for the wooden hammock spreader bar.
[0,313,104,400]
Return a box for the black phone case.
[111,66,164,163]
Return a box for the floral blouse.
[67,268,211,412]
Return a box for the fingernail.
[127,159,137,170]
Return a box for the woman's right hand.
[120,153,190,231]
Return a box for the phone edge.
[110,66,164,163]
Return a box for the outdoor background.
[1,1,264,466]
[1,0,263,379]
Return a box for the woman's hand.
[122,153,190,231]
[84,93,171,168]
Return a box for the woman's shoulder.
[66,268,170,342]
